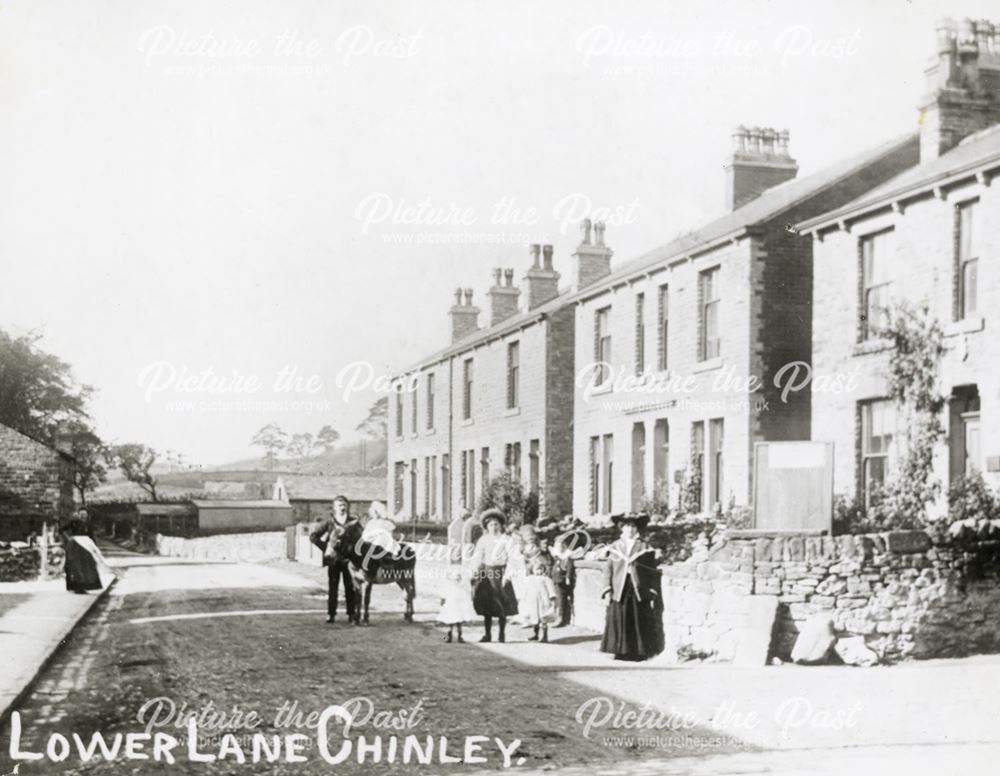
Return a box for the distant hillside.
[207,438,386,476]
[91,468,386,504]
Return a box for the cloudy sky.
[0,0,989,465]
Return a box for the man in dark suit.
[310,495,358,624]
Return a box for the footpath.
[0,539,132,724]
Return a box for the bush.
[948,472,998,524]
[833,494,874,535]
[679,462,702,516]
[722,505,753,530]
[477,471,535,527]
[636,481,674,520]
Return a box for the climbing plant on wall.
[868,300,946,530]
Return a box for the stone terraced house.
[387,19,991,524]
[798,17,1000,510]
[569,130,919,519]
[387,244,582,522]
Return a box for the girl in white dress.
[518,554,558,642]
[438,566,477,643]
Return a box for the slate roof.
[799,124,1000,232]
[394,131,920,378]
[569,132,920,301]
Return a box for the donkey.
[330,522,416,624]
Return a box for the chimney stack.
[488,267,520,325]
[919,17,1000,161]
[724,125,798,211]
[573,218,613,291]
[449,286,480,342]
[523,243,561,309]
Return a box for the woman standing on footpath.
[62,509,109,594]
[600,513,664,661]
[469,509,519,642]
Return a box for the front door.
[963,412,981,475]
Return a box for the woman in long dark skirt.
[470,508,518,642]
[600,513,664,661]
[62,510,104,594]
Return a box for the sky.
[0,0,992,466]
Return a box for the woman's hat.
[479,508,507,529]
[611,512,650,530]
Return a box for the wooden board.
[753,442,833,533]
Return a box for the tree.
[108,443,159,501]
[64,420,107,507]
[287,432,315,459]
[0,329,92,443]
[316,425,340,452]
[356,397,387,441]
[251,423,288,471]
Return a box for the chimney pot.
[529,243,541,268]
[761,128,776,155]
[937,17,956,52]
[958,18,977,51]
[580,218,593,246]
[777,129,790,155]
[488,268,520,324]
[976,19,991,49]
[732,125,748,153]
[594,221,606,247]
[450,287,480,342]
[524,243,560,309]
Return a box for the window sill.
[852,338,894,357]
[692,357,723,374]
[588,382,614,397]
[423,428,436,437]
[944,317,984,337]
[460,418,474,427]
[504,406,521,417]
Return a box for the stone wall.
[664,529,1000,663]
[152,531,288,563]
[0,544,65,582]
[573,529,1000,665]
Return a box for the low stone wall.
[573,530,1000,665]
[664,530,1000,663]
[153,531,287,563]
[0,544,65,582]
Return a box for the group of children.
[438,522,576,644]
